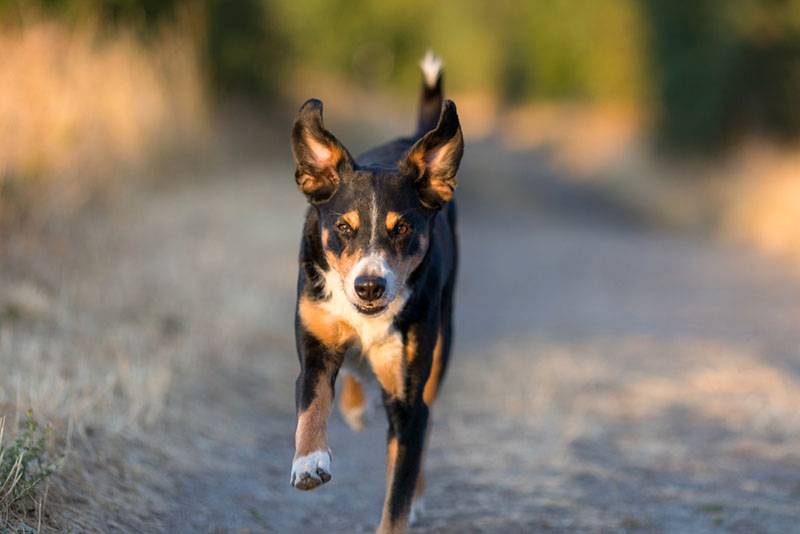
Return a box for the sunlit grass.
[722,145,800,264]
[0,16,208,224]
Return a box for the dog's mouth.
[354,303,387,316]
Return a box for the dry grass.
[0,16,212,531]
[721,144,800,263]
[0,269,179,531]
[492,102,800,263]
[501,103,643,175]
[0,167,300,531]
[0,298,175,432]
[0,16,208,225]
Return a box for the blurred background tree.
[643,0,800,153]
[2,0,800,154]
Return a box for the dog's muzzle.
[346,254,396,315]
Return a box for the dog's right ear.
[402,100,463,209]
[291,99,353,203]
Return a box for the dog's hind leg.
[339,373,367,432]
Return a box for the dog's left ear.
[402,100,464,209]
[291,99,354,203]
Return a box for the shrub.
[0,413,62,530]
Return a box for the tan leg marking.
[386,436,399,482]
[404,327,418,363]
[339,374,367,431]
[294,375,333,457]
[298,295,355,349]
[368,334,405,399]
[379,437,408,534]
[423,331,444,406]
[414,464,426,501]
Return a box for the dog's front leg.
[378,397,429,533]
[290,329,347,491]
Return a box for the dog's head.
[291,98,463,316]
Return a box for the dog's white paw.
[290,449,332,491]
[409,498,425,525]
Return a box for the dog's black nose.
[354,275,386,302]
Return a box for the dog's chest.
[320,272,407,398]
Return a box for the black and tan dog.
[289,53,463,533]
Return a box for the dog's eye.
[336,222,354,236]
[394,222,410,237]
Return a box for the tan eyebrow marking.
[385,211,401,232]
[341,210,360,230]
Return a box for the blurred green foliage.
[205,0,286,97]
[0,0,181,27]
[265,0,647,103]
[0,0,647,101]
[643,0,800,152]
[2,0,800,152]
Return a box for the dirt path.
[56,144,800,532]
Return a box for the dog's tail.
[416,50,444,136]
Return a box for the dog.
[289,52,463,533]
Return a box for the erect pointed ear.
[291,99,354,203]
[402,99,464,209]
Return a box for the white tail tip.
[420,50,443,88]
